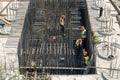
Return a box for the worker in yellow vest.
[83,51,89,66]
[60,14,65,36]
[81,26,86,49]
[75,38,84,67]
[75,38,83,55]
[92,30,101,43]
[81,26,86,39]
[75,38,83,48]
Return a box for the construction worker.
[75,38,83,50]
[60,14,65,36]
[81,26,86,49]
[83,51,89,66]
[75,38,84,67]
[81,26,86,39]
[92,30,101,43]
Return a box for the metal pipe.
[20,66,120,71]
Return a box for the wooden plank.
[109,0,120,15]
[0,0,13,14]
[1,0,12,1]
[0,17,11,25]
[25,71,28,80]
[34,70,37,80]
[0,33,20,38]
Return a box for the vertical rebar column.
[112,56,118,78]
[0,58,2,79]
[117,64,120,78]
[109,61,113,76]
[42,43,46,73]
[114,39,117,55]
[111,38,113,55]
[109,17,113,32]
[35,0,39,8]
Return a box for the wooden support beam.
[115,21,120,23]
[0,13,7,16]
[0,34,20,38]
[34,70,37,80]
[109,0,120,15]
[0,17,11,25]
[1,0,12,2]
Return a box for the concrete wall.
[18,0,35,74]
[78,0,96,74]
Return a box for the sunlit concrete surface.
[51,75,101,80]
[0,1,29,79]
[87,0,120,80]
[0,0,120,80]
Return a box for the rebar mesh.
[20,0,86,76]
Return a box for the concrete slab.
[51,75,100,80]
[0,1,29,79]
[86,0,120,79]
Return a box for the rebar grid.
[20,0,85,75]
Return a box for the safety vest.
[94,36,101,43]
[84,56,89,65]
[81,29,86,39]
[60,17,64,26]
